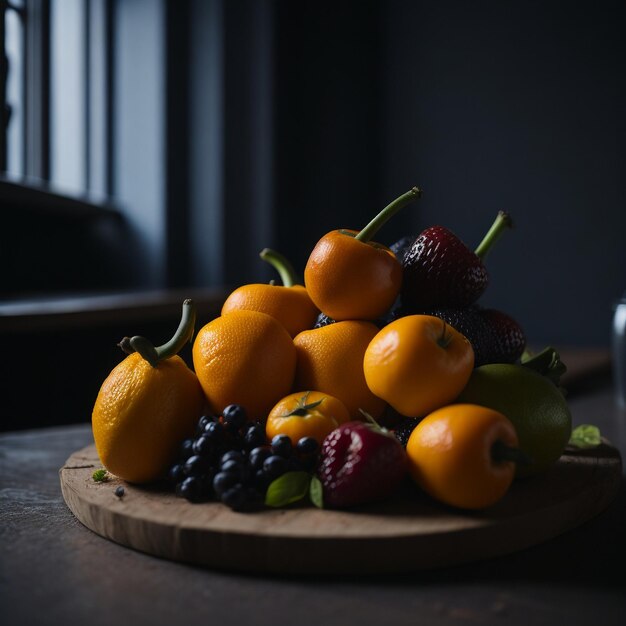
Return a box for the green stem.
[281,392,325,417]
[491,440,531,466]
[357,409,390,434]
[474,211,513,260]
[122,299,196,368]
[260,248,299,287]
[355,187,422,243]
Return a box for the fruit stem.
[474,211,513,260]
[491,440,531,466]
[120,299,196,367]
[358,409,389,433]
[260,248,299,287]
[282,392,325,417]
[437,319,453,349]
[355,187,422,243]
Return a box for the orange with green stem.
[92,300,206,484]
[304,187,421,321]
[221,248,319,337]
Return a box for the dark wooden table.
[2,365,625,626]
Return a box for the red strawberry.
[317,418,408,508]
[401,211,512,311]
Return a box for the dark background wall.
[272,0,626,348]
[381,1,626,347]
[4,0,624,348]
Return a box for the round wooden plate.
[60,442,622,575]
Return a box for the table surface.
[2,369,626,626]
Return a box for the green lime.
[456,364,572,477]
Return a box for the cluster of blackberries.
[391,417,421,447]
[168,404,320,512]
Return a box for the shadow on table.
[227,477,626,589]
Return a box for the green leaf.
[569,424,602,449]
[309,475,324,509]
[521,346,567,387]
[92,468,109,482]
[265,471,312,508]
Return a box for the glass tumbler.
[612,292,626,407]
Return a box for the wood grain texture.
[59,443,622,575]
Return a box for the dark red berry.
[402,226,488,310]
[401,212,512,311]
[317,420,408,508]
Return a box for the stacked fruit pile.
[92,187,572,513]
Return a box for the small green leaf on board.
[265,471,312,508]
[569,424,602,449]
[309,475,324,509]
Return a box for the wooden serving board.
[60,442,622,575]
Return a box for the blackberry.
[392,417,421,447]
[424,306,496,366]
[423,305,525,366]
[313,312,335,329]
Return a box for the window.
[2,0,113,199]
[2,1,336,297]
[2,0,27,177]
[1,0,164,296]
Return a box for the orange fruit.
[221,283,318,338]
[266,390,351,444]
[406,404,518,509]
[363,314,474,417]
[293,321,387,419]
[92,352,206,484]
[192,310,297,421]
[304,230,402,321]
